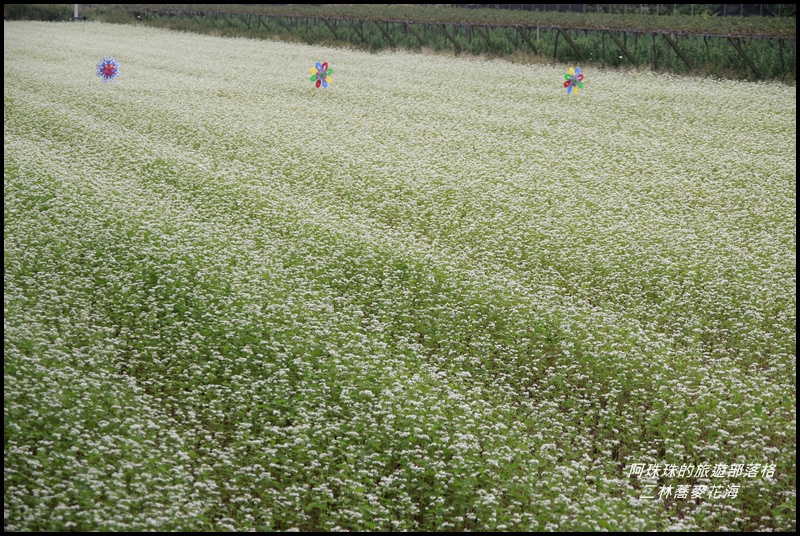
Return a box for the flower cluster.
[5,20,796,533]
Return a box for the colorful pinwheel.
[310,62,333,88]
[96,56,120,82]
[563,67,584,94]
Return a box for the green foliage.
[86,5,137,24]
[4,19,796,533]
[132,4,796,37]
[110,5,795,82]
[4,3,72,21]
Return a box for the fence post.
[404,22,425,46]
[727,37,763,79]
[474,25,493,49]
[558,28,587,62]
[553,28,560,64]
[663,33,694,70]
[652,33,658,70]
[349,20,366,43]
[373,20,396,48]
[439,23,461,53]
[322,18,338,39]
[516,26,539,54]
[606,30,639,67]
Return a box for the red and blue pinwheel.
[96,56,120,82]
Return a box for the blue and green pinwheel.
[310,62,333,88]
[564,67,584,94]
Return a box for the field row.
[4,21,796,531]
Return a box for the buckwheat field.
[4,21,796,531]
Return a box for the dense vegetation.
[5,20,796,531]
[128,4,797,37]
[4,4,797,81]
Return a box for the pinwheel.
[310,61,333,88]
[96,56,120,82]
[563,67,584,94]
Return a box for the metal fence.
[129,6,795,81]
[446,4,794,16]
